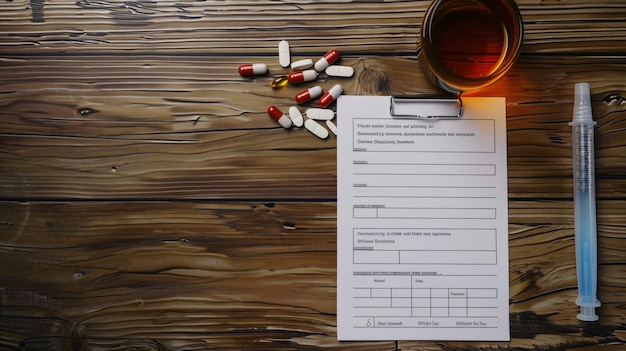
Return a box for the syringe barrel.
[570,88,600,321]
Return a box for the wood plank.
[2,55,626,200]
[0,0,426,54]
[1,1,626,55]
[1,200,624,349]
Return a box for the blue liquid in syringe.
[576,192,594,298]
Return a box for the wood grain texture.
[1,0,625,349]
[2,55,626,200]
[1,201,624,350]
[1,0,626,55]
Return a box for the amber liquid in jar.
[420,0,523,92]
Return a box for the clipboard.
[336,95,510,342]
[390,94,463,119]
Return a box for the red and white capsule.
[288,69,318,84]
[314,49,340,72]
[238,63,268,76]
[318,83,343,108]
[295,85,323,104]
[267,105,292,129]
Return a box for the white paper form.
[336,96,509,341]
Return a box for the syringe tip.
[575,82,590,106]
[573,82,593,123]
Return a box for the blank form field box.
[449,298,468,308]
[354,250,399,264]
[450,308,468,317]
[400,250,497,265]
[412,289,431,298]
[392,288,412,298]
[354,307,412,317]
[431,297,448,308]
[412,307,431,316]
[354,297,390,308]
[431,307,449,317]
[411,298,431,308]
[468,298,499,308]
[468,289,498,298]
[391,298,412,308]
[377,208,496,220]
[354,207,377,218]
[468,307,498,318]
[353,288,372,298]
[371,288,392,298]
[431,289,449,298]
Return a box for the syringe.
[569,82,601,321]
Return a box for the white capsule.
[291,58,314,71]
[306,108,335,120]
[278,40,290,68]
[325,65,354,77]
[304,119,329,139]
[288,106,304,127]
[326,120,338,135]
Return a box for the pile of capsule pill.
[238,40,354,139]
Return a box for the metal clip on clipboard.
[390,94,463,119]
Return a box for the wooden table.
[1,0,625,349]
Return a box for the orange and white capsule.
[318,83,343,108]
[295,85,323,104]
[314,49,340,72]
[288,69,318,84]
[267,105,292,129]
[238,63,268,76]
